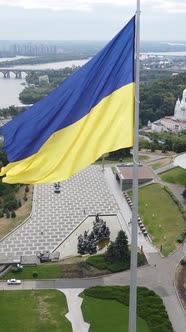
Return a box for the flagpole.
[128,1,140,332]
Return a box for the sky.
[0,0,185,41]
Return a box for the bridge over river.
[0,68,51,79]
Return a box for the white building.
[174,88,186,122]
[151,89,186,132]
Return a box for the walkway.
[174,153,186,169]
[0,166,119,256]
[0,163,185,331]
[61,288,89,332]
[1,244,186,332]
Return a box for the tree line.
[139,130,186,154]
[140,72,186,126]
[19,70,186,127]
[0,53,92,67]
[19,67,80,104]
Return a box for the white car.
[7,279,21,285]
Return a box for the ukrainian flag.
[0,16,135,184]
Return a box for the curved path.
[0,163,186,331]
[1,244,186,332]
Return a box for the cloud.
[0,0,185,13]
[149,0,186,14]
[0,0,185,40]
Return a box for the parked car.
[7,279,21,285]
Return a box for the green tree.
[11,210,16,218]
[106,231,129,263]
[0,208,4,218]
[182,187,186,200]
[114,230,129,262]
[25,185,29,193]
[105,242,116,263]
[5,210,10,218]
[23,193,28,201]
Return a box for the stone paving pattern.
[0,166,118,256]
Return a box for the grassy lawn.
[1,260,109,279]
[82,286,173,332]
[1,252,146,279]
[1,263,61,280]
[82,296,149,332]
[160,167,186,185]
[129,183,186,256]
[86,252,146,272]
[151,157,172,170]
[139,155,150,161]
[61,255,88,264]
[0,290,72,332]
[95,155,150,164]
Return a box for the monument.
[77,214,110,255]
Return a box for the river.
[0,59,89,108]
[0,52,185,108]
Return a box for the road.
[1,242,186,332]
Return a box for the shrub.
[86,252,146,273]
[32,271,38,278]
[180,259,186,266]
[107,261,130,272]
[0,208,4,218]
[13,184,20,192]
[5,210,10,218]
[25,185,29,193]
[23,193,28,201]
[11,210,16,218]
[182,186,186,200]
[86,255,107,269]
[177,231,186,243]
[4,200,18,211]
[11,266,19,273]
[84,286,173,331]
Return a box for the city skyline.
[0,0,185,41]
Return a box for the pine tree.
[105,230,129,263]
[114,230,129,262]
[105,242,116,263]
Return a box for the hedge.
[83,286,173,332]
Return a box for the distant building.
[0,116,12,128]
[151,88,186,132]
[39,75,49,84]
[115,164,153,191]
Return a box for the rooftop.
[116,165,154,180]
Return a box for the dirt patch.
[37,294,51,321]
[0,185,33,239]
[175,258,186,311]
[36,293,58,326]
[61,262,110,278]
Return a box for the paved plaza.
[174,153,186,169]
[0,165,119,256]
